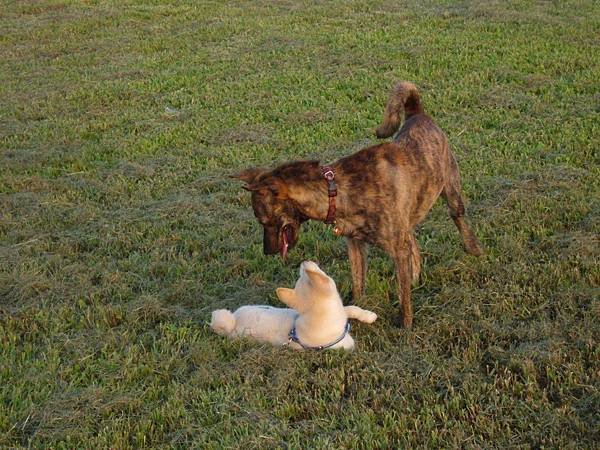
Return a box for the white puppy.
[210,261,377,350]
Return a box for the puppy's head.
[275,261,338,313]
[232,167,307,259]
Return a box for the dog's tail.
[375,81,424,139]
[210,309,236,336]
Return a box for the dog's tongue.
[281,226,289,260]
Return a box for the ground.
[1,0,599,448]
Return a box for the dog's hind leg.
[409,233,421,284]
[344,306,377,324]
[391,233,414,328]
[442,154,483,256]
[346,237,368,301]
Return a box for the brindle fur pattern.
[233,81,482,327]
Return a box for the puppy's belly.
[232,306,299,345]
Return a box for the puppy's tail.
[210,309,236,336]
[375,81,424,139]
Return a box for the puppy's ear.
[276,287,299,309]
[230,168,264,184]
[304,267,330,287]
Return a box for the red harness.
[321,166,337,225]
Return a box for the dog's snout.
[263,226,279,255]
[263,246,278,255]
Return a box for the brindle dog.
[232,81,482,327]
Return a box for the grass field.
[1,0,599,448]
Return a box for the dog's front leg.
[346,237,368,301]
[344,306,377,324]
[392,235,413,328]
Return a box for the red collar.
[321,166,337,224]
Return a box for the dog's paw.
[362,311,378,324]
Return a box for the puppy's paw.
[362,311,378,324]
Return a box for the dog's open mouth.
[280,224,294,260]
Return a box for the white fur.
[210,261,377,350]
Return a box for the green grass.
[1,0,599,447]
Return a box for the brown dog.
[232,81,482,327]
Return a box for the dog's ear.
[304,266,330,287]
[242,181,269,191]
[230,168,264,184]
[276,287,299,309]
[244,177,289,198]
